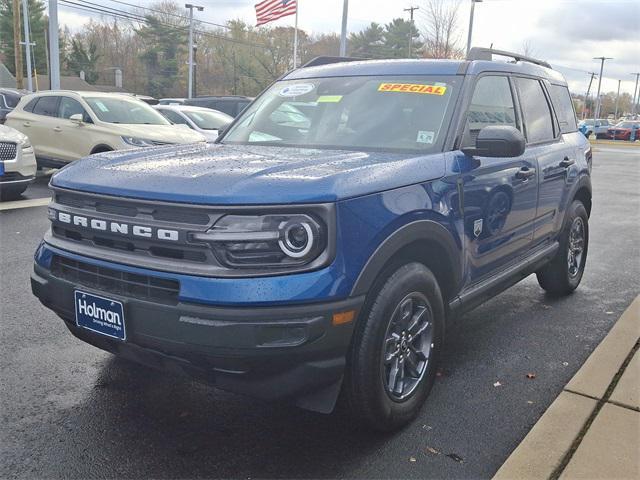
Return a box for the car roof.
[284,58,566,84]
[20,90,136,99]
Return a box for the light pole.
[466,0,482,57]
[631,72,640,116]
[339,0,349,56]
[185,3,203,99]
[593,56,612,120]
[404,6,419,58]
[21,0,34,91]
[48,0,60,90]
[583,72,597,120]
[614,79,621,120]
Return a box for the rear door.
[459,74,539,282]
[27,96,61,160]
[514,78,576,244]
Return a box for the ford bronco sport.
[32,49,592,431]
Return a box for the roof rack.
[301,56,364,68]
[467,47,552,69]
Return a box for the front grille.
[0,141,17,160]
[50,190,221,267]
[51,255,180,305]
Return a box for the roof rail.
[467,47,552,69]
[301,56,364,68]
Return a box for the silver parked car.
[154,105,233,142]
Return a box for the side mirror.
[462,125,525,158]
[69,113,84,125]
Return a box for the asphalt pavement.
[1,145,639,479]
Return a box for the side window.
[33,96,60,117]
[548,84,577,134]
[516,77,555,143]
[464,75,517,145]
[58,97,91,122]
[23,97,39,113]
[158,109,190,126]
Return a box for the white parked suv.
[5,91,206,168]
[154,105,233,141]
[0,124,37,200]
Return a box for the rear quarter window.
[33,96,60,117]
[548,84,578,133]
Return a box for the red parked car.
[606,121,640,140]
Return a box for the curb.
[493,295,640,480]
[589,140,640,148]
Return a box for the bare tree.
[520,40,537,58]
[419,0,464,59]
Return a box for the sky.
[57,0,640,97]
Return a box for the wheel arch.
[90,144,114,154]
[573,181,592,217]
[350,220,463,306]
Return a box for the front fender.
[350,219,463,297]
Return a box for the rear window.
[548,84,577,133]
[515,78,555,143]
[33,96,60,117]
[4,93,20,108]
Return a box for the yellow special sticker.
[378,83,447,95]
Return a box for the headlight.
[121,136,155,147]
[192,213,327,268]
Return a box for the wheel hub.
[381,292,434,401]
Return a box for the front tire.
[344,263,444,431]
[0,184,27,201]
[536,200,589,295]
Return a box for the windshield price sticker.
[378,83,447,95]
[279,83,315,97]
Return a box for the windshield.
[84,97,170,125]
[222,75,460,152]
[184,110,233,130]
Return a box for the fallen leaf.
[605,311,614,315]
[562,362,569,366]
[426,447,441,455]
[527,400,534,404]
[493,381,502,387]
[409,456,417,463]
[526,373,536,379]
[422,425,433,430]
[446,453,464,463]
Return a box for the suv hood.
[51,143,446,205]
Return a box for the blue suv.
[32,49,592,430]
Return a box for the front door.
[458,75,538,283]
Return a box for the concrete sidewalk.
[494,295,640,480]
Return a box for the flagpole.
[293,1,299,68]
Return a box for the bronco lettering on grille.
[53,210,179,241]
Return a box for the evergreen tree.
[0,0,49,77]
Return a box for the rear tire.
[536,200,589,295]
[343,263,444,431]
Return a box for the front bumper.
[31,258,364,413]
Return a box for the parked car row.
[0,90,244,200]
[578,118,640,140]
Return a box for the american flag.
[255,0,297,26]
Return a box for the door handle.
[23,121,30,127]
[53,126,62,132]
[559,157,575,168]
[515,167,536,180]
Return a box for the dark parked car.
[0,88,26,124]
[183,95,252,117]
[32,50,592,431]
